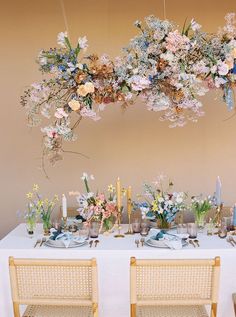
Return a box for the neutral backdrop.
[0,0,236,238]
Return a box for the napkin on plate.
[49,230,85,248]
[148,228,184,250]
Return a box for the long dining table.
[0,223,235,317]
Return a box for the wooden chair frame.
[9,257,98,317]
[130,257,220,317]
[233,293,236,317]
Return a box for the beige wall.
[0,0,236,238]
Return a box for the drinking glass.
[132,218,141,233]
[187,223,197,239]
[79,223,90,240]
[140,221,149,236]
[89,221,100,238]
[177,224,187,234]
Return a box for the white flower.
[78,36,88,50]
[176,196,183,204]
[81,172,88,181]
[158,197,164,203]
[210,65,217,74]
[191,19,202,31]
[57,31,68,47]
[90,174,95,180]
[87,192,94,199]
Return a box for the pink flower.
[54,108,68,119]
[217,61,229,76]
[165,30,190,53]
[80,108,101,121]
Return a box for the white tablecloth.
[0,224,235,317]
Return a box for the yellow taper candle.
[127,186,132,215]
[116,177,121,211]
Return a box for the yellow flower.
[37,200,44,207]
[26,192,33,199]
[33,184,39,192]
[68,99,81,111]
[54,194,59,201]
[152,201,158,212]
[107,184,115,193]
[77,82,95,97]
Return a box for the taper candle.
[215,176,222,206]
[116,177,121,211]
[62,194,67,218]
[127,186,132,215]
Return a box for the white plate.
[145,238,187,249]
[45,239,87,248]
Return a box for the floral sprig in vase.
[75,173,118,233]
[139,175,186,229]
[26,184,58,235]
[191,195,213,230]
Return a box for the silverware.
[194,239,200,247]
[140,238,145,247]
[189,240,196,248]
[34,238,41,248]
[229,236,236,246]
[135,239,139,248]
[89,240,93,248]
[95,240,99,247]
[39,237,46,247]
[227,237,235,247]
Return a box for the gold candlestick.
[62,216,68,231]
[114,207,125,238]
[125,186,133,235]
[214,203,223,228]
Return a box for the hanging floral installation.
[21,13,236,164]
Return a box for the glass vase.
[26,221,36,238]
[43,220,51,236]
[157,218,171,230]
[195,213,205,232]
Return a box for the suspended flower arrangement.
[21,13,236,164]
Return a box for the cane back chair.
[9,257,98,317]
[130,257,220,317]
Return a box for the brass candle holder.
[214,203,223,228]
[125,213,133,235]
[62,216,68,231]
[125,198,133,235]
[114,207,125,238]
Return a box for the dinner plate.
[145,238,188,249]
[44,239,87,248]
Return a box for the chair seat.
[137,305,208,317]
[23,305,93,317]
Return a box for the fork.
[227,237,235,247]
[34,238,41,248]
[39,237,47,247]
[189,240,196,248]
[229,236,236,246]
[140,238,145,247]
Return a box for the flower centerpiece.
[191,195,213,230]
[75,173,118,233]
[24,184,58,235]
[139,175,186,229]
[21,13,236,165]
